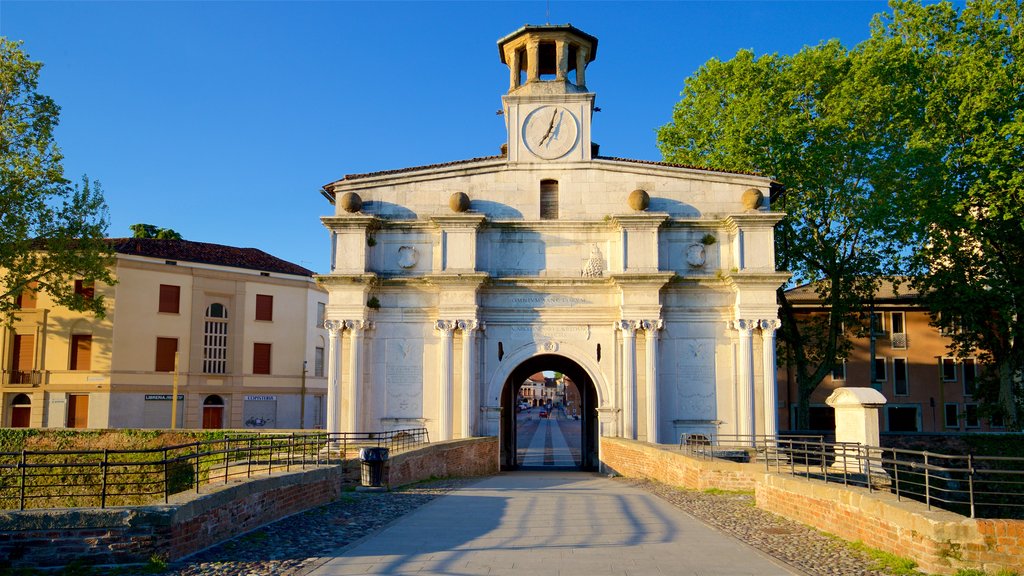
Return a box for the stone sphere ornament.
[741,188,764,210]
[449,192,471,213]
[340,192,363,213]
[628,189,650,211]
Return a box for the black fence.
[679,433,1024,519]
[0,428,428,511]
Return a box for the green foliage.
[0,39,116,325]
[129,223,182,240]
[657,27,914,427]
[367,296,381,310]
[848,541,919,575]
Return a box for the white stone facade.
[318,25,788,463]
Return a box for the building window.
[990,412,1005,428]
[10,393,31,428]
[255,294,273,321]
[873,357,887,382]
[16,282,38,309]
[314,346,325,377]
[203,303,228,374]
[67,394,89,428]
[870,312,885,336]
[159,284,180,314]
[886,406,919,432]
[893,358,908,396]
[830,360,846,381]
[964,403,980,428]
[962,358,977,396]
[253,343,272,375]
[155,337,178,372]
[941,357,957,382]
[70,335,92,371]
[74,280,95,300]
[944,403,959,428]
[12,334,34,380]
[316,302,326,328]
[890,312,907,349]
[540,180,559,219]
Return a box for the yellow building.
[2,238,328,430]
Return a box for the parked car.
[539,411,548,418]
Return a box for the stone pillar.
[556,40,568,80]
[344,320,370,433]
[576,45,588,87]
[616,320,639,439]
[642,319,663,444]
[526,39,540,83]
[509,48,520,90]
[458,320,480,438]
[436,320,456,441]
[324,320,344,439]
[760,319,781,440]
[732,319,757,445]
[826,388,888,477]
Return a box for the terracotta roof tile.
[108,238,314,277]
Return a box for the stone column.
[458,320,480,438]
[576,46,588,87]
[526,39,540,83]
[436,320,456,441]
[642,319,663,444]
[616,320,639,439]
[509,48,520,90]
[344,320,370,433]
[760,319,781,440]
[556,40,568,80]
[732,319,757,445]
[324,320,344,439]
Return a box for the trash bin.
[359,447,389,488]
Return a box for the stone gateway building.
[318,25,788,469]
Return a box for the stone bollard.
[826,387,890,481]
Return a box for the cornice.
[609,212,670,230]
[486,276,616,288]
[314,273,379,287]
[321,215,382,230]
[720,271,792,290]
[424,272,490,288]
[723,212,785,231]
[609,272,677,287]
[430,214,487,229]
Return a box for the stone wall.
[599,437,1024,575]
[0,438,497,569]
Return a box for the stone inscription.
[511,325,591,341]
[674,339,716,419]
[386,340,423,418]
[507,294,589,307]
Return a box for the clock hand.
[538,109,558,146]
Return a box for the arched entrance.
[500,354,598,471]
[203,394,225,429]
[10,394,31,428]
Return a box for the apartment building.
[779,281,1000,433]
[2,238,328,430]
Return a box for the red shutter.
[159,284,180,314]
[155,338,178,372]
[70,335,92,371]
[255,294,273,321]
[75,280,95,300]
[253,343,271,375]
[16,282,38,309]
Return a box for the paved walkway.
[307,472,799,576]
[520,417,576,467]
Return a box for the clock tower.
[499,25,598,163]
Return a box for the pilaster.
[730,318,758,445]
[760,319,781,439]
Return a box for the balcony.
[3,370,42,387]
[891,332,908,350]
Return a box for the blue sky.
[2,1,889,272]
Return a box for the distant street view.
[515,373,582,468]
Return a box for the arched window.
[540,180,558,219]
[10,393,31,428]
[203,304,228,374]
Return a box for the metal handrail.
[677,433,1024,519]
[0,428,428,511]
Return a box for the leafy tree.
[872,0,1023,428]
[1,39,114,323]
[129,223,182,240]
[656,32,919,428]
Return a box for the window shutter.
[156,338,178,372]
[253,343,271,374]
[71,335,92,371]
[75,280,95,300]
[159,285,180,314]
[16,282,38,309]
[255,294,273,321]
[13,334,34,372]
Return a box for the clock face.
[523,106,579,160]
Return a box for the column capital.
[324,319,345,332]
[344,319,372,331]
[760,318,782,333]
[457,319,481,332]
[729,319,759,334]
[615,319,640,333]
[640,319,664,333]
[435,319,457,334]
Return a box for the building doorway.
[500,354,598,471]
[10,394,31,428]
[203,394,225,429]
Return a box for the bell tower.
[498,25,598,163]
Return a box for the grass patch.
[849,541,918,575]
[702,487,754,496]
[955,570,1021,576]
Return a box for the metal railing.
[678,433,1024,519]
[0,428,428,511]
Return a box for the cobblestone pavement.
[622,478,891,576]
[145,475,899,576]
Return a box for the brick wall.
[600,437,1024,575]
[0,438,497,570]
